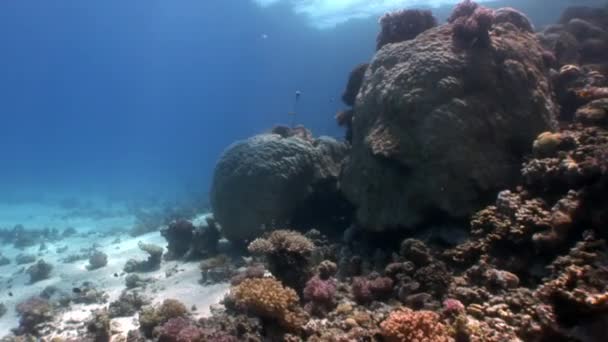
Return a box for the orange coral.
[380,308,451,342]
[230,277,308,331]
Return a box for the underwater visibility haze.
[0,0,608,340]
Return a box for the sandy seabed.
[0,201,229,338]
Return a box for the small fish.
[8,291,13,297]
[72,287,82,294]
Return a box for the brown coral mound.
[341,19,558,231]
[380,308,451,342]
[341,64,368,106]
[229,278,308,332]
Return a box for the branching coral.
[228,277,308,332]
[380,308,451,342]
[376,9,437,50]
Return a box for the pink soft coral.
[303,275,336,316]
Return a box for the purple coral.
[448,0,479,23]
[158,317,203,342]
[352,275,394,304]
[303,275,337,316]
[451,3,495,48]
[303,275,336,304]
[376,9,437,50]
[442,298,465,316]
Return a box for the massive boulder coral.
[341,12,558,231]
[210,130,349,243]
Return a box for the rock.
[210,132,349,242]
[341,22,558,231]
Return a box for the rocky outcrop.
[210,130,349,243]
[341,14,558,231]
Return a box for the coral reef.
[85,309,112,342]
[108,290,150,317]
[380,308,451,342]
[15,296,54,335]
[341,63,368,107]
[26,259,53,284]
[227,277,308,332]
[248,230,314,292]
[341,7,558,231]
[0,253,9,266]
[86,250,108,270]
[124,242,163,273]
[303,275,336,316]
[451,4,495,48]
[138,299,189,337]
[376,9,437,50]
[210,131,350,243]
[15,254,36,265]
[161,216,220,260]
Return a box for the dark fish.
[72,287,81,294]
[8,291,13,297]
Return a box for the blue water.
[0,0,604,205]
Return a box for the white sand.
[0,203,228,338]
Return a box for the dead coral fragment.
[229,277,308,332]
[380,307,451,342]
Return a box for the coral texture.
[229,278,308,332]
[341,17,558,231]
[210,132,349,243]
[376,9,437,50]
[380,308,451,342]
